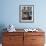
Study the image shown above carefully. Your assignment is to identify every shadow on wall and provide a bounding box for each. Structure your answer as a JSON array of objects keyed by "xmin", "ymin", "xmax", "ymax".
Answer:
[{"xmin": 0, "ymin": 24, "xmax": 7, "ymax": 43}]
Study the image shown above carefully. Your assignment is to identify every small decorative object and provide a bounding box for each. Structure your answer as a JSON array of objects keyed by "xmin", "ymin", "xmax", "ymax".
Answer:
[
  {"xmin": 24, "ymin": 29, "xmax": 29, "ymax": 32},
  {"xmin": 32, "ymin": 28, "xmax": 36, "ymax": 32},
  {"xmin": 19, "ymin": 5, "xmax": 34, "ymax": 23},
  {"xmin": 24, "ymin": 29, "xmax": 33, "ymax": 32},
  {"xmin": 24, "ymin": 28, "xmax": 39, "ymax": 32},
  {"xmin": 7, "ymin": 24, "xmax": 16, "ymax": 32}
]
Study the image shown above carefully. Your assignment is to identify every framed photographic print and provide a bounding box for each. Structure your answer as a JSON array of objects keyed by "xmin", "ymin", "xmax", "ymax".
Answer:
[{"xmin": 19, "ymin": 5, "xmax": 34, "ymax": 23}]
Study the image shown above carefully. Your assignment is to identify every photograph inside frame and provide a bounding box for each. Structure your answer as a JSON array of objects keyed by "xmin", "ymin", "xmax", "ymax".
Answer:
[{"xmin": 22, "ymin": 6, "xmax": 32, "ymax": 20}]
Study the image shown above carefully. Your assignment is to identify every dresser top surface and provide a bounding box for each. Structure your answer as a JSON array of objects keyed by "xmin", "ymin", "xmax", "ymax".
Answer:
[{"xmin": 3, "ymin": 29, "xmax": 45, "ymax": 33}]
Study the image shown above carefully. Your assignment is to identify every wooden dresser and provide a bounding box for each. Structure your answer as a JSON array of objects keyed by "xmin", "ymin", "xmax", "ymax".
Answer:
[{"xmin": 2, "ymin": 31, "xmax": 45, "ymax": 46}]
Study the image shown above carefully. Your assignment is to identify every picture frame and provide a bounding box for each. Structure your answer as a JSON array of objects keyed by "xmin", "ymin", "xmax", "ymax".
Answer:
[{"xmin": 19, "ymin": 5, "xmax": 34, "ymax": 23}]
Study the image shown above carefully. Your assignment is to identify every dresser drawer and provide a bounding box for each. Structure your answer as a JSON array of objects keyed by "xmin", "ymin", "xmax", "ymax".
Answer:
[
  {"xmin": 3, "ymin": 35, "xmax": 23, "ymax": 44},
  {"xmin": 3, "ymin": 32, "xmax": 23, "ymax": 36},
  {"xmin": 32, "ymin": 44, "xmax": 44, "ymax": 46},
  {"xmin": 3, "ymin": 42, "xmax": 23, "ymax": 46},
  {"xmin": 32, "ymin": 36, "xmax": 45, "ymax": 44},
  {"xmin": 24, "ymin": 32, "xmax": 44, "ymax": 36}
]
